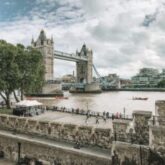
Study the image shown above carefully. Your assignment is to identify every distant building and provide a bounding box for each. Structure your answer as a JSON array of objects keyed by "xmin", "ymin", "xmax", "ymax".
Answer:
[
  {"xmin": 131, "ymin": 68, "xmax": 165, "ymax": 88},
  {"xmin": 62, "ymin": 74, "xmax": 76, "ymax": 83},
  {"xmin": 101, "ymin": 74, "xmax": 119, "ymax": 82},
  {"xmin": 159, "ymin": 69, "xmax": 165, "ymax": 80},
  {"xmin": 120, "ymin": 79, "xmax": 132, "ymax": 88},
  {"xmin": 99, "ymin": 74, "xmax": 121, "ymax": 89}
]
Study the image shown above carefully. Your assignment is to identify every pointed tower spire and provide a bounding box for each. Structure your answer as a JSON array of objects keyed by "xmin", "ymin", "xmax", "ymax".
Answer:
[
  {"xmin": 51, "ymin": 35, "xmax": 54, "ymax": 43},
  {"xmin": 38, "ymin": 29, "xmax": 47, "ymax": 41}
]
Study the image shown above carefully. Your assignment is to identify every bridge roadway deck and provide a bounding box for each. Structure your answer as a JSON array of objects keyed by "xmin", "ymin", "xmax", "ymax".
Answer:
[{"xmin": 32, "ymin": 111, "xmax": 113, "ymax": 129}]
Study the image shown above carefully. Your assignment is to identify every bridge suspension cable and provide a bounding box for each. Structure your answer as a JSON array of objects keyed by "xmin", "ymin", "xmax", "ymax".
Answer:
[
  {"xmin": 92, "ymin": 64, "xmax": 120, "ymax": 88},
  {"xmin": 92, "ymin": 64, "xmax": 101, "ymax": 78}
]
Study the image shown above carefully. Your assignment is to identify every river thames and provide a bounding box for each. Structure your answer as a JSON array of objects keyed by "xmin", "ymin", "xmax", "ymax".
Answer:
[{"xmin": 38, "ymin": 91, "xmax": 165, "ymax": 116}]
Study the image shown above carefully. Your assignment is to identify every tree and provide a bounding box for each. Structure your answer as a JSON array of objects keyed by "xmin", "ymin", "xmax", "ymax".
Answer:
[
  {"xmin": 0, "ymin": 40, "xmax": 45, "ymax": 108},
  {"xmin": 157, "ymin": 80, "xmax": 165, "ymax": 88},
  {"xmin": 0, "ymin": 40, "xmax": 20, "ymax": 108},
  {"xmin": 15, "ymin": 45, "xmax": 45, "ymax": 100}
]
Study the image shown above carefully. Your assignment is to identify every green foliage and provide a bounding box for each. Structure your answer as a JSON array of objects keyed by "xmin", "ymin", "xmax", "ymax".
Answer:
[
  {"xmin": 0, "ymin": 40, "xmax": 44, "ymax": 108},
  {"xmin": 0, "ymin": 40, "xmax": 20, "ymax": 108},
  {"xmin": 16, "ymin": 45, "xmax": 45, "ymax": 94},
  {"xmin": 0, "ymin": 108, "xmax": 12, "ymax": 115},
  {"xmin": 157, "ymin": 80, "xmax": 165, "ymax": 88}
]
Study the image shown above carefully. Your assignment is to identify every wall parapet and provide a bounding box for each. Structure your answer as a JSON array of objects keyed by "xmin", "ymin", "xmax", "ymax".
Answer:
[
  {"xmin": 0, "ymin": 114, "xmax": 112, "ymax": 149},
  {"xmin": 0, "ymin": 130, "xmax": 111, "ymax": 165}
]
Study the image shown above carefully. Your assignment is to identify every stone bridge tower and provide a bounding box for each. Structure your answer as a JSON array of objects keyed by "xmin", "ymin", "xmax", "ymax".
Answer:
[
  {"xmin": 31, "ymin": 30, "xmax": 54, "ymax": 82},
  {"xmin": 76, "ymin": 44, "xmax": 93, "ymax": 84}
]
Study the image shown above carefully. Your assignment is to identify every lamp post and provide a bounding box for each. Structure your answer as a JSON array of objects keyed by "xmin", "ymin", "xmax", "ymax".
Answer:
[
  {"xmin": 123, "ymin": 107, "xmax": 126, "ymax": 119},
  {"xmin": 114, "ymin": 125, "xmax": 117, "ymax": 142},
  {"xmin": 139, "ymin": 138, "xmax": 143, "ymax": 165},
  {"xmin": 17, "ymin": 142, "xmax": 21, "ymax": 164}
]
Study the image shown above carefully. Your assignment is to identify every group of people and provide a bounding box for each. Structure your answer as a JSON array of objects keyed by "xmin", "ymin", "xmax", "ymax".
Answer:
[
  {"xmin": 52, "ymin": 106, "xmax": 87, "ymax": 115},
  {"xmin": 85, "ymin": 111, "xmax": 107, "ymax": 124},
  {"xmin": 51, "ymin": 106, "xmax": 129, "ymax": 123}
]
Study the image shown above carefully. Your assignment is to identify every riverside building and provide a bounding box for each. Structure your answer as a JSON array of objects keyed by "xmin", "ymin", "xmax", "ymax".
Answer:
[{"xmin": 131, "ymin": 68, "xmax": 165, "ymax": 88}]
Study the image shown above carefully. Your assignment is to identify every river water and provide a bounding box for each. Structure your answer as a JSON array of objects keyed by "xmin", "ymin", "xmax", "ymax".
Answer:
[{"xmin": 39, "ymin": 91, "xmax": 165, "ymax": 116}]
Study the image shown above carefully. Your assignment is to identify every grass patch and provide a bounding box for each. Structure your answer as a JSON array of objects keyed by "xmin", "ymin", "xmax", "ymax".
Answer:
[{"xmin": 0, "ymin": 108, "xmax": 13, "ymax": 115}]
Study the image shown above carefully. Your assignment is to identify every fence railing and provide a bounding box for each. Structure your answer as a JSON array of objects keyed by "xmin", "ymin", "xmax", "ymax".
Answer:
[{"xmin": 48, "ymin": 106, "xmax": 133, "ymax": 120}]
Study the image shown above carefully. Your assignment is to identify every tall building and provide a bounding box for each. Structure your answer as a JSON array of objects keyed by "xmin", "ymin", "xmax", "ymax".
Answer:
[
  {"xmin": 131, "ymin": 68, "xmax": 164, "ymax": 87},
  {"xmin": 31, "ymin": 30, "xmax": 54, "ymax": 82}
]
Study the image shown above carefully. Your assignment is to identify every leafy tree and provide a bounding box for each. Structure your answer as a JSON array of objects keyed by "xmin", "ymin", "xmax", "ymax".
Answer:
[
  {"xmin": 157, "ymin": 80, "xmax": 165, "ymax": 88},
  {"xmin": 0, "ymin": 40, "xmax": 45, "ymax": 108},
  {"xmin": 15, "ymin": 45, "xmax": 45, "ymax": 100},
  {"xmin": 0, "ymin": 40, "xmax": 20, "ymax": 108}
]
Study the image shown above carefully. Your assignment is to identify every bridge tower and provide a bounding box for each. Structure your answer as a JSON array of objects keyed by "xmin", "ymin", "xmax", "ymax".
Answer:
[
  {"xmin": 31, "ymin": 30, "xmax": 54, "ymax": 82},
  {"xmin": 76, "ymin": 44, "xmax": 93, "ymax": 84}
]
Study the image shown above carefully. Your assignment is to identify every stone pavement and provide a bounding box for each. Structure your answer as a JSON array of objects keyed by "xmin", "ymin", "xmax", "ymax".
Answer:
[
  {"xmin": 32, "ymin": 111, "xmax": 113, "ymax": 129},
  {"xmin": 0, "ymin": 159, "xmax": 14, "ymax": 165}
]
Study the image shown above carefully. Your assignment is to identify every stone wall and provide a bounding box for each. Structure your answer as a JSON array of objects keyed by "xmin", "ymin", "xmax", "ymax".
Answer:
[
  {"xmin": 155, "ymin": 100, "xmax": 165, "ymax": 116},
  {"xmin": 111, "ymin": 141, "xmax": 149, "ymax": 165},
  {"xmin": 0, "ymin": 114, "xmax": 112, "ymax": 149},
  {"xmin": 150, "ymin": 126, "xmax": 165, "ymax": 149},
  {"xmin": 133, "ymin": 111, "xmax": 152, "ymax": 145},
  {"xmin": 150, "ymin": 100, "xmax": 165, "ymax": 153},
  {"xmin": 112, "ymin": 119, "xmax": 130, "ymax": 142},
  {"xmin": 0, "ymin": 132, "xmax": 111, "ymax": 165}
]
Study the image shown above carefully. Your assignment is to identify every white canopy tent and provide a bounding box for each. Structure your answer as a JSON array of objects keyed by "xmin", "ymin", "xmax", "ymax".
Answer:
[{"xmin": 15, "ymin": 100, "xmax": 42, "ymax": 107}]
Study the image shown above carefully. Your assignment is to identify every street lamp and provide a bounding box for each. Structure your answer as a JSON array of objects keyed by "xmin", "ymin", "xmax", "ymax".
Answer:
[
  {"xmin": 17, "ymin": 142, "xmax": 21, "ymax": 165},
  {"xmin": 139, "ymin": 138, "xmax": 143, "ymax": 165}
]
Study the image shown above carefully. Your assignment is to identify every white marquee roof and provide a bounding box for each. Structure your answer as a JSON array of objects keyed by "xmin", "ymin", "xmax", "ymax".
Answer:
[{"xmin": 15, "ymin": 100, "xmax": 42, "ymax": 107}]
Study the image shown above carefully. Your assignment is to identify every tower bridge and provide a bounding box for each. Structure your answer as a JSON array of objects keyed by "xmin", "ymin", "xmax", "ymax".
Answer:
[
  {"xmin": 32, "ymin": 30, "xmax": 93, "ymax": 84},
  {"xmin": 31, "ymin": 30, "xmax": 120, "ymax": 93},
  {"xmin": 31, "ymin": 30, "xmax": 101, "ymax": 93}
]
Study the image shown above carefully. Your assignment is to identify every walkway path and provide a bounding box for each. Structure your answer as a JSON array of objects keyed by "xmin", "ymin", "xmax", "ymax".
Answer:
[
  {"xmin": 0, "ymin": 159, "xmax": 13, "ymax": 165},
  {"xmin": 32, "ymin": 111, "xmax": 113, "ymax": 129}
]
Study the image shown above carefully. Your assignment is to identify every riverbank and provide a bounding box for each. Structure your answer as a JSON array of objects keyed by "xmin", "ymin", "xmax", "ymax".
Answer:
[{"xmin": 102, "ymin": 88, "xmax": 165, "ymax": 92}]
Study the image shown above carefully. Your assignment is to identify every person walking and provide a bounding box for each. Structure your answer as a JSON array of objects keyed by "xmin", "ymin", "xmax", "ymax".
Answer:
[
  {"xmin": 96, "ymin": 116, "xmax": 99, "ymax": 124},
  {"xmin": 85, "ymin": 112, "xmax": 89, "ymax": 123},
  {"xmin": 103, "ymin": 115, "xmax": 106, "ymax": 123}
]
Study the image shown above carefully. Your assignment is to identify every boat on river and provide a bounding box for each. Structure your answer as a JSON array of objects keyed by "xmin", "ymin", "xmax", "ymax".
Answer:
[{"xmin": 132, "ymin": 97, "xmax": 148, "ymax": 100}]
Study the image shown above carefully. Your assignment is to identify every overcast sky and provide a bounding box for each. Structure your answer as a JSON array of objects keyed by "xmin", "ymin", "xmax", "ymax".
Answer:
[{"xmin": 0, "ymin": 0, "xmax": 165, "ymax": 78}]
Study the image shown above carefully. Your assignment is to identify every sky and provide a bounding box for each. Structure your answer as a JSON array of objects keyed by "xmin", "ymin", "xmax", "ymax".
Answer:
[{"xmin": 0, "ymin": 0, "xmax": 165, "ymax": 78}]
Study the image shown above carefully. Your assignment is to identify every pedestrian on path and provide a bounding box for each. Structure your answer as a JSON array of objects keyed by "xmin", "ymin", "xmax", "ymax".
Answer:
[
  {"xmin": 96, "ymin": 116, "xmax": 99, "ymax": 124},
  {"xmin": 103, "ymin": 115, "xmax": 106, "ymax": 123},
  {"xmin": 85, "ymin": 113, "xmax": 90, "ymax": 123}
]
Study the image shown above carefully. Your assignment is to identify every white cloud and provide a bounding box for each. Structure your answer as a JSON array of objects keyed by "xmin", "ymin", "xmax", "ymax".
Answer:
[{"xmin": 0, "ymin": 0, "xmax": 165, "ymax": 79}]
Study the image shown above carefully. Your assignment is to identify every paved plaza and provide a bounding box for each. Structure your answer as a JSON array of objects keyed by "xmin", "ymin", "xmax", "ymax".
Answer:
[
  {"xmin": 32, "ymin": 111, "xmax": 113, "ymax": 129},
  {"xmin": 0, "ymin": 159, "xmax": 14, "ymax": 165}
]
